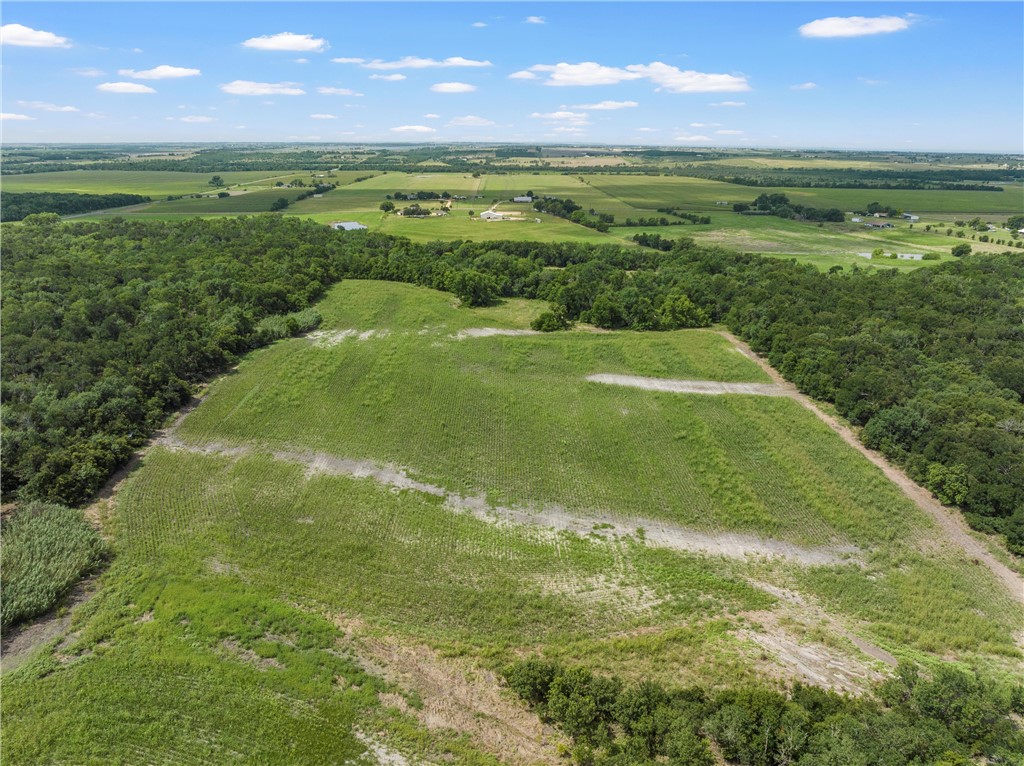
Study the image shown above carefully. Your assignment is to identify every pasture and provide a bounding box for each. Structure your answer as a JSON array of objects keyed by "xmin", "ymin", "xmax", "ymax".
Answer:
[{"xmin": 3, "ymin": 280, "xmax": 1020, "ymax": 764}]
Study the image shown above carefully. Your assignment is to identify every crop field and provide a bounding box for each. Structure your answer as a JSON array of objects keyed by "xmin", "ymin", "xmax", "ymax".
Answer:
[
  {"xmin": 584, "ymin": 174, "xmax": 1024, "ymax": 215},
  {"xmin": 3, "ymin": 280, "xmax": 1020, "ymax": 764}
]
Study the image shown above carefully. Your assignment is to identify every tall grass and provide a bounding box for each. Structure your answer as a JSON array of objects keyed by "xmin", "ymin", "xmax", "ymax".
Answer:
[{"xmin": 1, "ymin": 501, "xmax": 106, "ymax": 628}]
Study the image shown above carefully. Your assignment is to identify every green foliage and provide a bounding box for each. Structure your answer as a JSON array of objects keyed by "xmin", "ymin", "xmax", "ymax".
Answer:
[
  {"xmin": 951, "ymin": 242, "xmax": 973, "ymax": 257},
  {"xmin": 531, "ymin": 304, "xmax": 571, "ymax": 332},
  {"xmin": 0, "ymin": 501, "xmax": 106, "ymax": 628},
  {"xmin": 448, "ymin": 269, "xmax": 498, "ymax": 307},
  {"xmin": 927, "ymin": 462, "xmax": 970, "ymax": 505},
  {"xmin": 0, "ymin": 192, "xmax": 150, "ymax": 221},
  {"xmin": 505, "ymin": 659, "xmax": 1024, "ymax": 766},
  {"xmin": 270, "ymin": 196, "xmax": 290, "ymax": 211}
]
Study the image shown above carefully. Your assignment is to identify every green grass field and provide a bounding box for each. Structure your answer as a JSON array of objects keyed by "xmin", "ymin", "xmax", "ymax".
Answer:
[{"xmin": 3, "ymin": 280, "xmax": 1019, "ymax": 764}]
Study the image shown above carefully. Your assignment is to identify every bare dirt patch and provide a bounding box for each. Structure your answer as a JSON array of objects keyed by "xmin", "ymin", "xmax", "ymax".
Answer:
[
  {"xmin": 451, "ymin": 328, "xmax": 540, "ymax": 340},
  {"xmin": 0, "ymin": 578, "xmax": 101, "ymax": 673},
  {"xmin": 720, "ymin": 331, "xmax": 1024, "ymax": 604},
  {"xmin": 338, "ymin": 617, "xmax": 564, "ymax": 766},
  {"xmin": 587, "ymin": 373, "xmax": 786, "ymax": 396},
  {"xmin": 353, "ymin": 728, "xmax": 413, "ymax": 766},
  {"xmin": 740, "ymin": 581, "xmax": 896, "ymax": 694},
  {"xmin": 220, "ymin": 638, "xmax": 284, "ymax": 671}
]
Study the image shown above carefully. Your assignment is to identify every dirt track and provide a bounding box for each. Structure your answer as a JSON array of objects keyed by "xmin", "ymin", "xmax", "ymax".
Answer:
[
  {"xmin": 719, "ymin": 330, "xmax": 1024, "ymax": 604},
  {"xmin": 587, "ymin": 373, "xmax": 786, "ymax": 396}
]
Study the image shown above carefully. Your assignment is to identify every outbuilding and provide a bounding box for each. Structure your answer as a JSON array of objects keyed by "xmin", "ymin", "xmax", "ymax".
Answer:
[
  {"xmin": 480, "ymin": 210, "xmax": 505, "ymax": 220},
  {"xmin": 513, "ymin": 196, "xmax": 533, "ymax": 203},
  {"xmin": 331, "ymin": 221, "xmax": 368, "ymax": 231}
]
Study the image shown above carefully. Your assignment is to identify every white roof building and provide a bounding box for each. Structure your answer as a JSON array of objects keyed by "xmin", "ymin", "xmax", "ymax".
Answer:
[
  {"xmin": 480, "ymin": 210, "xmax": 505, "ymax": 220},
  {"xmin": 513, "ymin": 196, "xmax": 533, "ymax": 203},
  {"xmin": 331, "ymin": 221, "xmax": 367, "ymax": 231}
]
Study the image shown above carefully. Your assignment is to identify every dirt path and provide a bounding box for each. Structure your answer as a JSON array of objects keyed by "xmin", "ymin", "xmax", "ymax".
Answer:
[
  {"xmin": 587, "ymin": 373, "xmax": 786, "ymax": 396},
  {"xmin": 718, "ymin": 330, "xmax": 1024, "ymax": 603}
]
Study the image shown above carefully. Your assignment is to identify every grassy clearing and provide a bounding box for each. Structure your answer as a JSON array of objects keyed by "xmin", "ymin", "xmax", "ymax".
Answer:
[
  {"xmin": 3, "ymin": 280, "xmax": 1020, "ymax": 763},
  {"xmin": 0, "ymin": 502, "xmax": 107, "ymax": 628}
]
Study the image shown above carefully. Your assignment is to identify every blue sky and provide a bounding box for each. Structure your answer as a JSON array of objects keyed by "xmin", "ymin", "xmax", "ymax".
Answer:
[{"xmin": 2, "ymin": 2, "xmax": 1021, "ymax": 151}]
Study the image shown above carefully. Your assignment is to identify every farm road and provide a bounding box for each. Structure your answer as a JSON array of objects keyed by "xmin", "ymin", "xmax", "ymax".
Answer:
[
  {"xmin": 719, "ymin": 330, "xmax": 1024, "ymax": 604},
  {"xmin": 587, "ymin": 373, "xmax": 786, "ymax": 396}
]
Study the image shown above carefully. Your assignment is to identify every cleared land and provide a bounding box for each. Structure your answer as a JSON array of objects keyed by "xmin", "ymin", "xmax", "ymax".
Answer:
[{"xmin": 3, "ymin": 280, "xmax": 1020, "ymax": 764}]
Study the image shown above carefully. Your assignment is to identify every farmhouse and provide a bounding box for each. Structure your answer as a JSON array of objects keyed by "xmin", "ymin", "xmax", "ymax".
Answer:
[
  {"xmin": 480, "ymin": 210, "xmax": 506, "ymax": 221},
  {"xmin": 513, "ymin": 195, "xmax": 533, "ymax": 203},
  {"xmin": 331, "ymin": 221, "xmax": 367, "ymax": 231}
]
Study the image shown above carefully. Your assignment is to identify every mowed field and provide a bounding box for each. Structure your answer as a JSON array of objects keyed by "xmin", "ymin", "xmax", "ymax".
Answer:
[{"xmin": 5, "ymin": 281, "xmax": 1018, "ymax": 764}]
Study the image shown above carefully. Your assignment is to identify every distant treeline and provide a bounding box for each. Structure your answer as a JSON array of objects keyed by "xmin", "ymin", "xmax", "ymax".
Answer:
[
  {"xmin": 673, "ymin": 165, "xmax": 1018, "ymax": 191},
  {"xmin": 504, "ymin": 658, "xmax": 1024, "ymax": 765},
  {"xmin": 3, "ymin": 216, "xmax": 1022, "ymax": 551},
  {"xmin": 1, "ymin": 192, "xmax": 151, "ymax": 222}
]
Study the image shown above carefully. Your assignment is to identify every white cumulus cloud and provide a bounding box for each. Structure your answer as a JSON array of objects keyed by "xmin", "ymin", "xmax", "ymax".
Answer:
[
  {"xmin": 310, "ymin": 113, "xmax": 337, "ymax": 119},
  {"xmin": 119, "ymin": 65, "xmax": 201, "ymax": 79},
  {"xmin": 448, "ymin": 115, "xmax": 495, "ymax": 126},
  {"xmin": 242, "ymin": 32, "xmax": 328, "ymax": 52},
  {"xmin": 710, "ymin": 101, "xmax": 745, "ymax": 107},
  {"xmin": 97, "ymin": 82, "xmax": 156, "ymax": 93},
  {"xmin": 799, "ymin": 15, "xmax": 912, "ymax": 38},
  {"xmin": 18, "ymin": 101, "xmax": 79, "ymax": 112},
  {"xmin": 390, "ymin": 125, "xmax": 436, "ymax": 134},
  {"xmin": 716, "ymin": 129, "xmax": 743, "ymax": 135},
  {"xmin": 180, "ymin": 115, "xmax": 215, "ymax": 123},
  {"xmin": 531, "ymin": 110, "xmax": 590, "ymax": 125},
  {"xmin": 423, "ymin": 113, "xmax": 440, "ymax": 119},
  {"xmin": 472, "ymin": 22, "xmax": 487, "ymax": 28},
  {"xmin": 528, "ymin": 61, "xmax": 748, "ymax": 92},
  {"xmin": 525, "ymin": 16, "xmax": 546, "ymax": 24},
  {"xmin": 363, "ymin": 56, "xmax": 490, "ymax": 70},
  {"xmin": 626, "ymin": 62, "xmax": 749, "ymax": 93},
  {"xmin": 1, "ymin": 112, "xmax": 34, "ymax": 120},
  {"xmin": 71, "ymin": 67, "xmax": 105, "ymax": 77},
  {"xmin": 220, "ymin": 80, "xmax": 305, "ymax": 96},
  {"xmin": 530, "ymin": 62, "xmax": 641, "ymax": 87},
  {"xmin": 791, "ymin": 82, "xmax": 818, "ymax": 90},
  {"xmin": 1, "ymin": 23, "xmax": 70, "ymax": 48},
  {"xmin": 508, "ymin": 70, "xmax": 538, "ymax": 80},
  {"xmin": 318, "ymin": 86, "xmax": 364, "ymax": 96},
  {"xmin": 332, "ymin": 57, "xmax": 365, "ymax": 64},
  {"xmin": 430, "ymin": 82, "xmax": 476, "ymax": 93},
  {"xmin": 570, "ymin": 100, "xmax": 638, "ymax": 110},
  {"xmin": 370, "ymin": 73, "xmax": 406, "ymax": 81}
]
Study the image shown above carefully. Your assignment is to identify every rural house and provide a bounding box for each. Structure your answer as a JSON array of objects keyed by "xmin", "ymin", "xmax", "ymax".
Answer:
[
  {"xmin": 480, "ymin": 210, "xmax": 505, "ymax": 220},
  {"xmin": 331, "ymin": 221, "xmax": 367, "ymax": 231}
]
